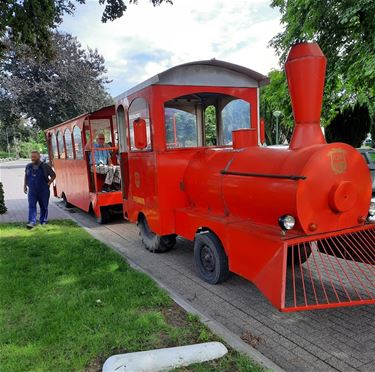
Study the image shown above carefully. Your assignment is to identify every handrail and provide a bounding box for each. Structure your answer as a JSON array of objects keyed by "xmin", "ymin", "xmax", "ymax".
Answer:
[{"xmin": 90, "ymin": 146, "xmax": 119, "ymax": 152}]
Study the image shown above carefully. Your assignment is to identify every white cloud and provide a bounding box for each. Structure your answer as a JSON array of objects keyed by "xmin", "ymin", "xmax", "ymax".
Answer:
[{"xmin": 61, "ymin": 0, "xmax": 282, "ymax": 96}]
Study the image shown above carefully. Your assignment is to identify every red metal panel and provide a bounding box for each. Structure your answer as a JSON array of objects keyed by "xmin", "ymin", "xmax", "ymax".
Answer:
[{"xmin": 53, "ymin": 159, "xmax": 91, "ymax": 212}]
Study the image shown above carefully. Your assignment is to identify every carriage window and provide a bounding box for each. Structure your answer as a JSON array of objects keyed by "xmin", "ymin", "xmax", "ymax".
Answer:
[
  {"xmin": 117, "ymin": 105, "xmax": 127, "ymax": 152},
  {"xmin": 128, "ymin": 98, "xmax": 151, "ymax": 151},
  {"xmin": 221, "ymin": 99, "xmax": 251, "ymax": 145},
  {"xmin": 50, "ymin": 133, "xmax": 58, "ymax": 158},
  {"xmin": 64, "ymin": 129, "xmax": 73, "ymax": 159},
  {"xmin": 73, "ymin": 126, "xmax": 83, "ymax": 159},
  {"xmin": 56, "ymin": 131, "xmax": 65, "ymax": 159}
]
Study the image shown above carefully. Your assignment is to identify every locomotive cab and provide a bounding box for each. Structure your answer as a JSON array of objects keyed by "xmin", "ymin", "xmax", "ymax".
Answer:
[{"xmin": 116, "ymin": 46, "xmax": 374, "ymax": 312}]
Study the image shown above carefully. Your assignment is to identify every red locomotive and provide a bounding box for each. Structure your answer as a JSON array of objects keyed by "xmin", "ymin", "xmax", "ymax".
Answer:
[{"xmin": 47, "ymin": 42, "xmax": 374, "ymax": 311}]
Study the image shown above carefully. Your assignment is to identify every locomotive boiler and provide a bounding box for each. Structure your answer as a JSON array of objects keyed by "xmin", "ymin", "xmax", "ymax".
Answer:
[{"xmin": 112, "ymin": 42, "xmax": 375, "ymax": 312}]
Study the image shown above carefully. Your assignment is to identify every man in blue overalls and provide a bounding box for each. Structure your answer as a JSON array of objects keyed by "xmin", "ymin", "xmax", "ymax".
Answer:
[{"xmin": 24, "ymin": 151, "xmax": 56, "ymax": 228}]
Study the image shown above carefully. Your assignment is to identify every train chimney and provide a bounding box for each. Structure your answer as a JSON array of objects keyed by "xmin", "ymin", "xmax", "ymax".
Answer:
[{"xmin": 285, "ymin": 42, "xmax": 326, "ymax": 149}]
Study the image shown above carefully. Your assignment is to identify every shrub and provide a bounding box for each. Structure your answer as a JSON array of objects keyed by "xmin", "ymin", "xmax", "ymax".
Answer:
[{"xmin": 0, "ymin": 182, "xmax": 7, "ymax": 214}]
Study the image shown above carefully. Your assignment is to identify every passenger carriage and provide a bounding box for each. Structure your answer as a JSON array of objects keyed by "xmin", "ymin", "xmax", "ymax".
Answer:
[{"xmin": 45, "ymin": 105, "xmax": 123, "ymax": 223}]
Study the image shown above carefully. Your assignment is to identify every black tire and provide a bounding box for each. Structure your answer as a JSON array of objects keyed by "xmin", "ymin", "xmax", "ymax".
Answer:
[
  {"xmin": 194, "ymin": 231, "xmax": 229, "ymax": 284},
  {"xmin": 62, "ymin": 193, "xmax": 73, "ymax": 208},
  {"xmin": 138, "ymin": 216, "xmax": 176, "ymax": 253},
  {"xmin": 287, "ymin": 244, "xmax": 312, "ymax": 266},
  {"xmin": 97, "ymin": 207, "xmax": 111, "ymax": 224}
]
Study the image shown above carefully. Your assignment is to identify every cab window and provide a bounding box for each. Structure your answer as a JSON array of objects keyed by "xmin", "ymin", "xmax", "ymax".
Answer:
[
  {"xmin": 221, "ymin": 99, "xmax": 251, "ymax": 145},
  {"xmin": 116, "ymin": 105, "xmax": 127, "ymax": 152},
  {"xmin": 165, "ymin": 106, "xmax": 198, "ymax": 149},
  {"xmin": 204, "ymin": 105, "xmax": 217, "ymax": 146},
  {"xmin": 164, "ymin": 93, "xmax": 252, "ymax": 149},
  {"xmin": 128, "ymin": 98, "xmax": 151, "ymax": 151}
]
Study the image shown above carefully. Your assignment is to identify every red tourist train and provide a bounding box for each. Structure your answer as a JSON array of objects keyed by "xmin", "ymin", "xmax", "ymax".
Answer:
[{"xmin": 46, "ymin": 42, "xmax": 375, "ymax": 312}]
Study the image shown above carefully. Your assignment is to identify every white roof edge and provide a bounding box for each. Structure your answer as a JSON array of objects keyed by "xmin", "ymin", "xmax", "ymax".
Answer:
[{"xmin": 115, "ymin": 59, "xmax": 269, "ymax": 101}]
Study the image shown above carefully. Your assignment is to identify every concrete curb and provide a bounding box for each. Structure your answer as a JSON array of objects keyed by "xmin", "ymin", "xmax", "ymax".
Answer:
[{"xmin": 54, "ymin": 202, "xmax": 284, "ymax": 372}]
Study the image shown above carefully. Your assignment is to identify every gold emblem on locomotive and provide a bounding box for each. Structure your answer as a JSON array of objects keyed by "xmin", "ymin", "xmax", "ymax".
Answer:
[{"xmin": 328, "ymin": 148, "xmax": 347, "ymax": 174}]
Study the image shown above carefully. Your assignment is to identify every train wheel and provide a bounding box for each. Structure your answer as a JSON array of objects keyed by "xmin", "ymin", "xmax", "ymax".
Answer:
[
  {"xmin": 138, "ymin": 216, "xmax": 176, "ymax": 253},
  {"xmin": 62, "ymin": 193, "xmax": 73, "ymax": 209},
  {"xmin": 194, "ymin": 231, "xmax": 229, "ymax": 284},
  {"xmin": 97, "ymin": 207, "xmax": 110, "ymax": 224},
  {"xmin": 287, "ymin": 244, "xmax": 312, "ymax": 266}
]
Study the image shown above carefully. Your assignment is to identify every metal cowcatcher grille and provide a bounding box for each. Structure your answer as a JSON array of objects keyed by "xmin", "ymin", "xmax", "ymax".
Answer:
[{"xmin": 283, "ymin": 224, "xmax": 375, "ymax": 312}]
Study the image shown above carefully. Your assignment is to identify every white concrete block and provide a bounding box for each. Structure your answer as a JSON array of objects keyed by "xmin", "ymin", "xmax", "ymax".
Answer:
[{"xmin": 102, "ymin": 342, "xmax": 228, "ymax": 372}]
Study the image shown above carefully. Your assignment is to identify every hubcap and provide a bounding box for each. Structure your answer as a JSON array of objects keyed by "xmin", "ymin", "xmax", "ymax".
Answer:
[{"xmin": 200, "ymin": 244, "xmax": 215, "ymax": 272}]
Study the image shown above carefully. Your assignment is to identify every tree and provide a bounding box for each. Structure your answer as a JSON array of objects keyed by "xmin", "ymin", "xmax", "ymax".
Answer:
[
  {"xmin": 260, "ymin": 70, "xmax": 293, "ymax": 145},
  {"xmin": 270, "ymin": 0, "xmax": 375, "ymax": 125},
  {"xmin": 0, "ymin": 32, "xmax": 112, "ymax": 130},
  {"xmin": 325, "ymin": 104, "xmax": 371, "ymax": 148},
  {"xmin": 0, "ymin": 0, "xmax": 172, "ymax": 59}
]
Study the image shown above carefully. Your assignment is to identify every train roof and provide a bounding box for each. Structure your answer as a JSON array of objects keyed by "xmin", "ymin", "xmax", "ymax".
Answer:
[
  {"xmin": 116, "ymin": 59, "xmax": 269, "ymax": 100},
  {"xmin": 45, "ymin": 105, "xmax": 115, "ymax": 131}
]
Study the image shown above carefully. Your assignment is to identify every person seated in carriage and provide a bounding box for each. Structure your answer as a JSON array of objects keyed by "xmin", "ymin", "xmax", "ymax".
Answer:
[{"xmin": 85, "ymin": 133, "xmax": 121, "ymax": 192}]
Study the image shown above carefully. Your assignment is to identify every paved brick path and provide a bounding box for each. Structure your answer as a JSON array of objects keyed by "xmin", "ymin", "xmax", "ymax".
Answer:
[{"xmin": 1, "ymin": 160, "xmax": 375, "ymax": 371}]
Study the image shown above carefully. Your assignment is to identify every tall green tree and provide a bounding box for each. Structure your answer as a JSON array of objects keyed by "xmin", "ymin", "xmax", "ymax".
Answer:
[
  {"xmin": 0, "ymin": 0, "xmax": 172, "ymax": 58},
  {"xmin": 0, "ymin": 32, "xmax": 112, "ymax": 130},
  {"xmin": 270, "ymin": 0, "xmax": 375, "ymax": 125},
  {"xmin": 325, "ymin": 104, "xmax": 371, "ymax": 147}
]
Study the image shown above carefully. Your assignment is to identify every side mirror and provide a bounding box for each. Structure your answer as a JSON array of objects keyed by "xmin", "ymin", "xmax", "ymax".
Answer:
[{"xmin": 133, "ymin": 118, "xmax": 147, "ymax": 150}]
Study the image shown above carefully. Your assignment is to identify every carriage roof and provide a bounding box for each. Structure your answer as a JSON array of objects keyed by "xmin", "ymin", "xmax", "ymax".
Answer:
[{"xmin": 45, "ymin": 105, "xmax": 115, "ymax": 132}]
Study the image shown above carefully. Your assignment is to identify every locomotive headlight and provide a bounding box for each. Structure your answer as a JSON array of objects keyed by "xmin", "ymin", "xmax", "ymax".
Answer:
[
  {"xmin": 369, "ymin": 202, "xmax": 375, "ymax": 218},
  {"xmin": 279, "ymin": 215, "xmax": 296, "ymax": 230}
]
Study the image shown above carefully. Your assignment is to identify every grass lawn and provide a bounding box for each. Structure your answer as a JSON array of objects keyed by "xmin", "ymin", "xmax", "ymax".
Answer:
[{"xmin": 0, "ymin": 220, "xmax": 261, "ymax": 371}]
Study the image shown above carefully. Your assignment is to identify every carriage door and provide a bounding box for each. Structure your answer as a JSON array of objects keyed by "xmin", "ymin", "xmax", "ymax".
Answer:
[{"xmin": 117, "ymin": 105, "xmax": 129, "ymax": 200}]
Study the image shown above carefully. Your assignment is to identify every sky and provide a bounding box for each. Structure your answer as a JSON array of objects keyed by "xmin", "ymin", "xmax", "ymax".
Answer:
[{"xmin": 60, "ymin": 0, "xmax": 283, "ymax": 97}]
